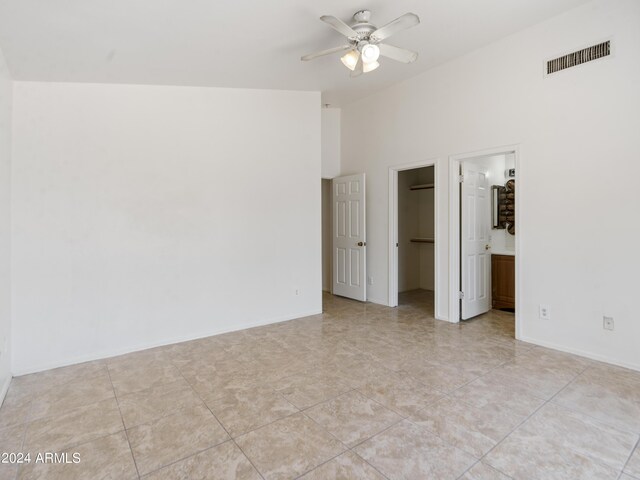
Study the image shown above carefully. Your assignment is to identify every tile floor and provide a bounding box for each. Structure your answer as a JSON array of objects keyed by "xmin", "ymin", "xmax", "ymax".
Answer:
[{"xmin": 1, "ymin": 289, "xmax": 639, "ymax": 479}]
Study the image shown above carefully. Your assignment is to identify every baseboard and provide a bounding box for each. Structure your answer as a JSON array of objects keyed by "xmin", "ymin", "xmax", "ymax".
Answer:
[
  {"xmin": 366, "ymin": 296, "xmax": 387, "ymax": 306},
  {"xmin": 519, "ymin": 335, "xmax": 640, "ymax": 372},
  {"xmin": 13, "ymin": 308, "xmax": 323, "ymax": 376},
  {"xmin": 0, "ymin": 375, "xmax": 11, "ymax": 407}
]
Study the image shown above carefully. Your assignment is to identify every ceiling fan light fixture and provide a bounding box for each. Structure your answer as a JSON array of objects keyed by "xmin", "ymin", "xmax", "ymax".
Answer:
[
  {"xmin": 340, "ymin": 50, "xmax": 359, "ymax": 71},
  {"xmin": 363, "ymin": 60, "xmax": 380, "ymax": 73},
  {"xmin": 360, "ymin": 43, "xmax": 380, "ymax": 64},
  {"xmin": 301, "ymin": 10, "xmax": 420, "ymax": 77}
]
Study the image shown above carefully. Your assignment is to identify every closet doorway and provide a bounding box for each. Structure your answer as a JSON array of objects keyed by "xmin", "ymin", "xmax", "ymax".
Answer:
[{"xmin": 388, "ymin": 160, "xmax": 439, "ymax": 317}]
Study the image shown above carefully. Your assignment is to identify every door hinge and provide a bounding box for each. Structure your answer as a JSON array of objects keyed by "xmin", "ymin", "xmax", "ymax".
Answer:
[
  {"xmin": 458, "ymin": 291, "xmax": 465, "ymax": 299},
  {"xmin": 458, "ymin": 175, "xmax": 464, "ymax": 183}
]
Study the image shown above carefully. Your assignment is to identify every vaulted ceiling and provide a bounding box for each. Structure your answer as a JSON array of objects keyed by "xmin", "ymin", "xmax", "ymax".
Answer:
[{"xmin": 0, "ymin": 0, "xmax": 590, "ymax": 105}]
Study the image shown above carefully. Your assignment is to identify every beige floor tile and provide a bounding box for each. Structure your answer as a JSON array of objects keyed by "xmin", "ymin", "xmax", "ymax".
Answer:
[
  {"xmin": 0, "ymin": 465, "xmax": 17, "ymax": 480},
  {"xmin": 587, "ymin": 362, "xmax": 640, "ymax": 386},
  {"xmin": 0, "ymin": 423, "xmax": 26, "ymax": 453},
  {"xmin": 450, "ymin": 371, "xmax": 546, "ymax": 417},
  {"xmin": 10, "ymin": 290, "xmax": 639, "ymax": 479},
  {"xmin": 299, "ymin": 451, "xmax": 385, "ymax": 480},
  {"xmin": 29, "ymin": 371, "xmax": 115, "ymax": 421},
  {"xmin": 0, "ymin": 396, "xmax": 32, "ymax": 430},
  {"xmin": 410, "ymin": 397, "xmax": 525, "ymax": 457},
  {"xmin": 359, "ymin": 347, "xmax": 412, "ymax": 371},
  {"xmin": 106, "ymin": 348, "xmax": 171, "ymax": 371},
  {"xmin": 183, "ymin": 369, "xmax": 265, "ymax": 401},
  {"xmin": 177, "ymin": 356, "xmax": 246, "ymax": 380},
  {"xmin": 236, "ymin": 412, "xmax": 345, "ymax": 480},
  {"xmin": 491, "ymin": 359, "xmax": 579, "ymax": 400},
  {"xmin": 400, "ymin": 360, "xmax": 479, "ymax": 393},
  {"xmin": 118, "ymin": 378, "xmax": 203, "ymax": 428},
  {"xmin": 460, "ymin": 462, "xmax": 511, "ymax": 480},
  {"xmin": 523, "ymin": 403, "xmax": 637, "ymax": 470},
  {"xmin": 626, "ymin": 443, "xmax": 640, "ymax": 478},
  {"xmin": 24, "ymin": 398, "xmax": 123, "ymax": 453},
  {"xmin": 553, "ymin": 369, "xmax": 640, "ymax": 433},
  {"xmin": 0, "ymin": 424, "xmax": 26, "ymax": 480},
  {"xmin": 422, "ymin": 353, "xmax": 500, "ymax": 378},
  {"xmin": 273, "ymin": 371, "xmax": 352, "ymax": 409},
  {"xmin": 109, "ymin": 362, "xmax": 183, "ymax": 396},
  {"xmin": 485, "ymin": 423, "xmax": 620, "ymax": 479},
  {"xmin": 144, "ymin": 440, "xmax": 261, "ymax": 480},
  {"xmin": 17, "ymin": 431, "xmax": 137, "ymax": 480},
  {"xmin": 354, "ymin": 419, "xmax": 477, "ymax": 480},
  {"xmin": 328, "ymin": 361, "xmax": 398, "ymax": 390},
  {"xmin": 305, "ymin": 390, "xmax": 402, "ymax": 447},
  {"xmin": 205, "ymin": 385, "xmax": 299, "ymax": 437},
  {"xmin": 517, "ymin": 347, "xmax": 592, "ymax": 373},
  {"xmin": 128, "ymin": 404, "xmax": 228, "ymax": 475},
  {"xmin": 8, "ymin": 361, "xmax": 107, "ymax": 402},
  {"xmin": 357, "ymin": 371, "xmax": 444, "ymax": 417}
]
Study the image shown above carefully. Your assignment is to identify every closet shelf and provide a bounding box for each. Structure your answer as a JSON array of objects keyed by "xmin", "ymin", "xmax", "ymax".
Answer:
[
  {"xmin": 410, "ymin": 238, "xmax": 435, "ymax": 244},
  {"xmin": 409, "ymin": 183, "xmax": 434, "ymax": 191}
]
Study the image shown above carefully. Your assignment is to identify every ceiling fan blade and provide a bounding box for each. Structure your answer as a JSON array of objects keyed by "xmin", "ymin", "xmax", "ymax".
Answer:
[
  {"xmin": 370, "ymin": 13, "xmax": 420, "ymax": 42},
  {"xmin": 301, "ymin": 45, "xmax": 352, "ymax": 61},
  {"xmin": 350, "ymin": 53, "xmax": 363, "ymax": 77},
  {"xmin": 320, "ymin": 15, "xmax": 359, "ymax": 38},
  {"xmin": 378, "ymin": 43, "xmax": 418, "ymax": 63}
]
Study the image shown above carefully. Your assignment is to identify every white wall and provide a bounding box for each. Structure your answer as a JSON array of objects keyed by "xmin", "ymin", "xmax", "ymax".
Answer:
[
  {"xmin": 11, "ymin": 82, "xmax": 321, "ymax": 374},
  {"xmin": 398, "ymin": 169, "xmax": 420, "ymax": 291},
  {"xmin": 321, "ymin": 108, "xmax": 340, "ymax": 179},
  {"xmin": 417, "ymin": 168, "xmax": 435, "ymax": 291},
  {"xmin": 341, "ymin": 0, "xmax": 640, "ymax": 370},
  {"xmin": 0, "ymin": 46, "xmax": 11, "ymax": 396}
]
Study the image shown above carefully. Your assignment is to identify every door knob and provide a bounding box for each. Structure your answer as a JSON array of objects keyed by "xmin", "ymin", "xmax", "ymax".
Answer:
[
  {"xmin": 485, "ymin": 244, "xmax": 490, "ymax": 250},
  {"xmin": 357, "ymin": 241, "xmax": 366, "ymax": 246}
]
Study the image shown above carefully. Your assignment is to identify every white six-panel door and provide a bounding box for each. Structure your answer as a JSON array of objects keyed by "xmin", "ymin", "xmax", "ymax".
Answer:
[
  {"xmin": 332, "ymin": 174, "xmax": 366, "ymax": 302},
  {"xmin": 461, "ymin": 163, "xmax": 491, "ymax": 319}
]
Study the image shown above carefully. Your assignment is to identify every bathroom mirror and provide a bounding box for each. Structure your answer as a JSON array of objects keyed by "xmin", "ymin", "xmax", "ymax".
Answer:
[{"xmin": 492, "ymin": 180, "xmax": 515, "ymax": 235}]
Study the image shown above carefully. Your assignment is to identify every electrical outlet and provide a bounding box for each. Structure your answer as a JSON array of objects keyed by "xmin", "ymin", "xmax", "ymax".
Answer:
[
  {"xmin": 367, "ymin": 276, "xmax": 373, "ymax": 285},
  {"xmin": 603, "ymin": 316, "xmax": 614, "ymax": 331},
  {"xmin": 539, "ymin": 304, "xmax": 551, "ymax": 320}
]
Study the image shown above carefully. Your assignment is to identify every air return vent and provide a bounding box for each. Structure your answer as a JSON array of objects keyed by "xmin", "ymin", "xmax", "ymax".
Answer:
[{"xmin": 546, "ymin": 40, "xmax": 610, "ymax": 75}]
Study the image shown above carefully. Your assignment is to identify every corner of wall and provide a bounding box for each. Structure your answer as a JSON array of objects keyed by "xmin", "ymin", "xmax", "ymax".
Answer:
[
  {"xmin": 321, "ymin": 107, "xmax": 341, "ymax": 179},
  {"xmin": 0, "ymin": 43, "xmax": 13, "ymax": 405}
]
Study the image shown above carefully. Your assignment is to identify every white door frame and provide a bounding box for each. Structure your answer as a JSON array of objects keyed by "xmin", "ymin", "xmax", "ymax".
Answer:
[
  {"xmin": 388, "ymin": 158, "xmax": 441, "ymax": 318},
  {"xmin": 448, "ymin": 145, "xmax": 521, "ymax": 339}
]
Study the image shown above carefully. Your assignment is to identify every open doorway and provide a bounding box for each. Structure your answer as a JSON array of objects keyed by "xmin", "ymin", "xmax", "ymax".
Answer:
[
  {"xmin": 321, "ymin": 174, "xmax": 367, "ymax": 305},
  {"xmin": 449, "ymin": 146, "xmax": 519, "ymax": 340},
  {"xmin": 321, "ymin": 178, "xmax": 332, "ymax": 294},
  {"xmin": 398, "ymin": 166, "xmax": 435, "ymax": 313},
  {"xmin": 389, "ymin": 160, "xmax": 438, "ymax": 316}
]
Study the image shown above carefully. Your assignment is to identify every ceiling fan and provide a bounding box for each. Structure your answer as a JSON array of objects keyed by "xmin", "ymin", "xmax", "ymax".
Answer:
[{"xmin": 301, "ymin": 10, "xmax": 420, "ymax": 77}]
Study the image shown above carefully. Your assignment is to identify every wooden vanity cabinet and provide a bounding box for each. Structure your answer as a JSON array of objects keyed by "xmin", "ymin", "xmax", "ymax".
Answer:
[{"xmin": 492, "ymin": 254, "xmax": 515, "ymax": 310}]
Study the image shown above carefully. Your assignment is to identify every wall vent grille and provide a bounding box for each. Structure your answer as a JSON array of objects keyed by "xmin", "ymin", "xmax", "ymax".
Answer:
[{"xmin": 546, "ymin": 40, "xmax": 610, "ymax": 75}]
